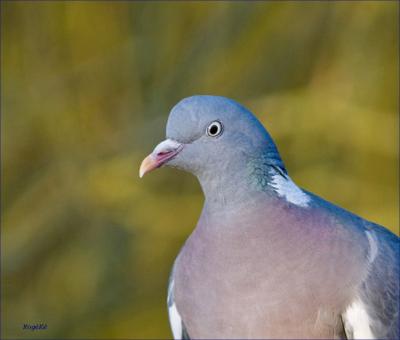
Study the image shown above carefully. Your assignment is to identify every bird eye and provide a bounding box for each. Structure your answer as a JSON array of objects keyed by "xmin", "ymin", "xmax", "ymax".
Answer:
[{"xmin": 207, "ymin": 121, "xmax": 223, "ymax": 137}]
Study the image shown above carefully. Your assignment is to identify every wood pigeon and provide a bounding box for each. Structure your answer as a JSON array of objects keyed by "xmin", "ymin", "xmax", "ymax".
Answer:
[{"xmin": 139, "ymin": 95, "xmax": 399, "ymax": 339}]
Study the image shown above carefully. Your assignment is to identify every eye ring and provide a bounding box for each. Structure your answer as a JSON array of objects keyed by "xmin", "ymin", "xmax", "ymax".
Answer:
[{"xmin": 207, "ymin": 120, "xmax": 223, "ymax": 137}]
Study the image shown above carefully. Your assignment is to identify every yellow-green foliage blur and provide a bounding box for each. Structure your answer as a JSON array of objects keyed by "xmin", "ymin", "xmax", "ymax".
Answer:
[{"xmin": 1, "ymin": 1, "xmax": 399, "ymax": 339}]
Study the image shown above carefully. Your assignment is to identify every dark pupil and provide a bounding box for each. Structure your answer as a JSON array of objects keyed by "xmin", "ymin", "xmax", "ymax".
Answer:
[{"xmin": 209, "ymin": 125, "xmax": 219, "ymax": 135}]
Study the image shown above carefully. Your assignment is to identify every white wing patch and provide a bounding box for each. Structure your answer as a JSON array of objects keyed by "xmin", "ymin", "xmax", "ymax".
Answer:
[
  {"xmin": 169, "ymin": 303, "xmax": 183, "ymax": 339},
  {"xmin": 365, "ymin": 231, "xmax": 379, "ymax": 263},
  {"xmin": 342, "ymin": 300, "xmax": 375, "ymax": 339},
  {"xmin": 168, "ymin": 280, "xmax": 183, "ymax": 340},
  {"xmin": 270, "ymin": 173, "xmax": 311, "ymax": 208}
]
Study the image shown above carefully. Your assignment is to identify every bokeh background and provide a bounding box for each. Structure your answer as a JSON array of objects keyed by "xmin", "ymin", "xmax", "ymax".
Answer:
[{"xmin": 1, "ymin": 1, "xmax": 399, "ymax": 339}]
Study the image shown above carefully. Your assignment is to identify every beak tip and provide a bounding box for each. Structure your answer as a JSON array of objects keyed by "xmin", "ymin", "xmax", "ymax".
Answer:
[{"xmin": 139, "ymin": 155, "xmax": 153, "ymax": 178}]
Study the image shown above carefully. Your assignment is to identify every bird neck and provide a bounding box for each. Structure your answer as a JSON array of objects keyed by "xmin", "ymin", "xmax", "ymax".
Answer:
[
  {"xmin": 199, "ymin": 174, "xmax": 268, "ymax": 213},
  {"xmin": 198, "ymin": 151, "xmax": 287, "ymax": 212}
]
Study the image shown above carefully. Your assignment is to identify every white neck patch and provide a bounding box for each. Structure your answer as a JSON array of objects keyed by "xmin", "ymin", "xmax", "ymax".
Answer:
[{"xmin": 270, "ymin": 172, "xmax": 311, "ymax": 208}]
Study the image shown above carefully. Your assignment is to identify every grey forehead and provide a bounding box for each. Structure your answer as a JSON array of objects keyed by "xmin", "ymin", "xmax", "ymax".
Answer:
[{"xmin": 166, "ymin": 95, "xmax": 266, "ymax": 144}]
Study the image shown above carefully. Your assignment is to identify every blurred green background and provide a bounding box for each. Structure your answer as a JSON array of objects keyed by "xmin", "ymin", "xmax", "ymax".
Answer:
[{"xmin": 1, "ymin": 1, "xmax": 399, "ymax": 339}]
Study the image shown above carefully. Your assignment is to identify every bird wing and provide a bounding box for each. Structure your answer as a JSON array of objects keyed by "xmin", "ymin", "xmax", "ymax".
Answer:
[
  {"xmin": 342, "ymin": 223, "xmax": 399, "ymax": 339},
  {"xmin": 168, "ymin": 245, "xmax": 190, "ymax": 340}
]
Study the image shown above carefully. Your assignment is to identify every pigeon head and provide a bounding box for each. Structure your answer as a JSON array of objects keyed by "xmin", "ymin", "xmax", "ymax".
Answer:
[{"xmin": 140, "ymin": 96, "xmax": 287, "ymax": 207}]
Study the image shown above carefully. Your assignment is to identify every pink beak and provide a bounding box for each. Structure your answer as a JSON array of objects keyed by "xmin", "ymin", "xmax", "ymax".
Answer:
[{"xmin": 139, "ymin": 139, "xmax": 184, "ymax": 178}]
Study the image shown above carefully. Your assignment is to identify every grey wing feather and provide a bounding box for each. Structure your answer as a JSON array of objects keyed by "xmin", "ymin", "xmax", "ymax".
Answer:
[{"xmin": 181, "ymin": 322, "xmax": 190, "ymax": 340}]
